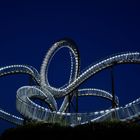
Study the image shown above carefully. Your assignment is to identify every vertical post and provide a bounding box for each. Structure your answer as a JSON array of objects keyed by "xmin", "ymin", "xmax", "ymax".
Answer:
[
  {"xmin": 67, "ymin": 90, "xmax": 79, "ymax": 113},
  {"xmin": 110, "ymin": 65, "xmax": 117, "ymax": 120},
  {"xmin": 75, "ymin": 90, "xmax": 78, "ymax": 113},
  {"xmin": 29, "ymin": 75, "xmax": 33, "ymax": 86},
  {"xmin": 110, "ymin": 65, "xmax": 116, "ymax": 108},
  {"xmin": 68, "ymin": 95, "xmax": 71, "ymax": 112}
]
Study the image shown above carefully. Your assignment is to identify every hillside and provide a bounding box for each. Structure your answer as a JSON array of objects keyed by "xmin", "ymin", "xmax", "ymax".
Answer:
[{"xmin": 1, "ymin": 121, "xmax": 140, "ymax": 139}]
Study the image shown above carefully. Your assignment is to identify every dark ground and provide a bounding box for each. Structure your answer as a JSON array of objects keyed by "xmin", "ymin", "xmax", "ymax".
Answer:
[{"xmin": 1, "ymin": 121, "xmax": 140, "ymax": 139}]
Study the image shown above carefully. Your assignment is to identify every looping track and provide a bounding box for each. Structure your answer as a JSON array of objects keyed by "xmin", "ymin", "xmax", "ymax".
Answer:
[{"xmin": 0, "ymin": 39, "xmax": 140, "ymax": 126}]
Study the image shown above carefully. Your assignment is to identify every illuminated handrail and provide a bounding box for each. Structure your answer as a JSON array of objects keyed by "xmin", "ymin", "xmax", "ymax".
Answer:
[{"xmin": 1, "ymin": 39, "xmax": 140, "ymax": 127}]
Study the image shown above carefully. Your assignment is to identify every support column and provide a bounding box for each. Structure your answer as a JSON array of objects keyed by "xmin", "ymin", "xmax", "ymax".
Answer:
[
  {"xmin": 75, "ymin": 90, "xmax": 78, "ymax": 113},
  {"xmin": 110, "ymin": 65, "xmax": 117, "ymax": 108}
]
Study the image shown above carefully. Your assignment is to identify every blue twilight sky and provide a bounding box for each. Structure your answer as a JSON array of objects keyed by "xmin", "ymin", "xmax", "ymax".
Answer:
[{"xmin": 0, "ymin": 0, "xmax": 140, "ymax": 134}]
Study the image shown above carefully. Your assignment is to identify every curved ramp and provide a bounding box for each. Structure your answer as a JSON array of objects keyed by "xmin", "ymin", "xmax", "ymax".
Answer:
[{"xmin": 0, "ymin": 39, "xmax": 140, "ymax": 126}]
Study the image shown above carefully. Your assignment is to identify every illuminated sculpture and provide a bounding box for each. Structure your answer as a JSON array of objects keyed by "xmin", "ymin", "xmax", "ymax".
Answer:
[{"xmin": 0, "ymin": 39, "xmax": 140, "ymax": 126}]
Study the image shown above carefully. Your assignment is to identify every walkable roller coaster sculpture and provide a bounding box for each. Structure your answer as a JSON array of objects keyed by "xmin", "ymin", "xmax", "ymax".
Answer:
[{"xmin": 0, "ymin": 39, "xmax": 140, "ymax": 126}]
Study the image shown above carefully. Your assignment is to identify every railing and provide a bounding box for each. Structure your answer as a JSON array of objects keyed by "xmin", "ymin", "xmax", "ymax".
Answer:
[
  {"xmin": 16, "ymin": 86, "xmax": 140, "ymax": 126},
  {"xmin": 0, "ymin": 108, "xmax": 23, "ymax": 125},
  {"xmin": 1, "ymin": 39, "xmax": 140, "ymax": 127}
]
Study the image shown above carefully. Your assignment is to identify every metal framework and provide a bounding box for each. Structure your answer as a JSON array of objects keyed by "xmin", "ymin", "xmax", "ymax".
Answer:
[{"xmin": 0, "ymin": 39, "xmax": 140, "ymax": 126}]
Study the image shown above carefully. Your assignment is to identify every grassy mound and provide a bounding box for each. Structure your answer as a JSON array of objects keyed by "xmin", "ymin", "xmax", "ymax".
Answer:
[{"xmin": 1, "ymin": 121, "xmax": 140, "ymax": 139}]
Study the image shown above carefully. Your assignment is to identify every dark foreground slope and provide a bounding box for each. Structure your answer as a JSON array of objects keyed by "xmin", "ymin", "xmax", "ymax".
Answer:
[{"xmin": 1, "ymin": 121, "xmax": 140, "ymax": 139}]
